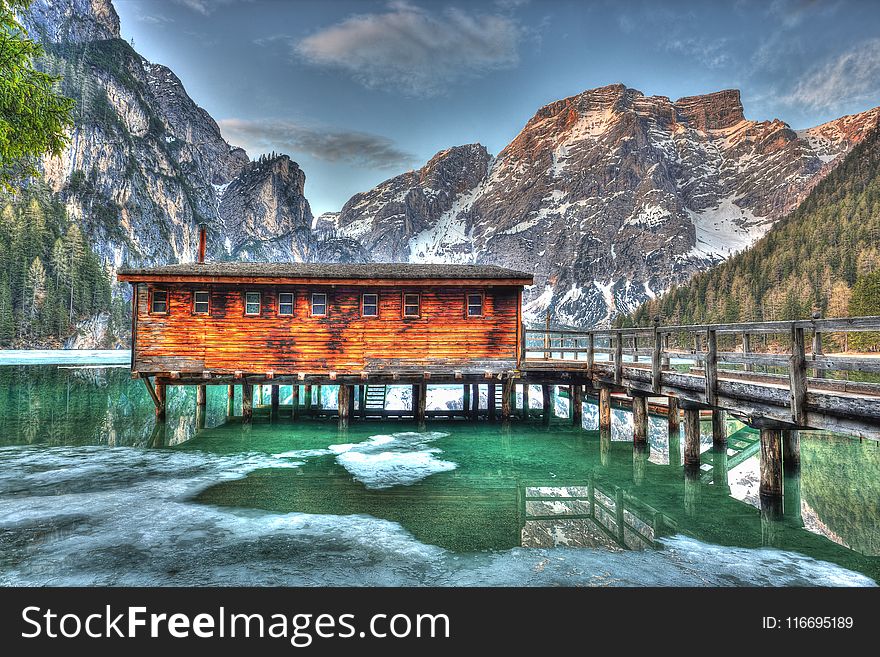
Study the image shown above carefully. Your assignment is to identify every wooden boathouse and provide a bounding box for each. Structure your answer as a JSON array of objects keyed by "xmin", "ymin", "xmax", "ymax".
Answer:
[{"xmin": 118, "ymin": 229, "xmax": 880, "ymax": 518}]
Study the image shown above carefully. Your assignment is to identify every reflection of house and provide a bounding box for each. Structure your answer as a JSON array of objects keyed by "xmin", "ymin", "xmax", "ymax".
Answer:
[{"xmin": 520, "ymin": 479, "xmax": 676, "ymax": 550}]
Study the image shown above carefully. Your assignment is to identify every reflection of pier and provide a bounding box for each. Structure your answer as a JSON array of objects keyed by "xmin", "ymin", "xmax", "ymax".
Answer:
[{"xmin": 521, "ymin": 478, "xmax": 676, "ymax": 550}]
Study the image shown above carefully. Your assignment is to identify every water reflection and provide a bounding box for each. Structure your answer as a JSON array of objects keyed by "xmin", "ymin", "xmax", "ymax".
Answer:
[{"xmin": 1, "ymin": 365, "xmax": 879, "ymax": 585}]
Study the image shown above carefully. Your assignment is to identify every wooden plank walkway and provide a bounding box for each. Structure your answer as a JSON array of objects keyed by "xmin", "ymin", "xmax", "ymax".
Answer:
[{"xmin": 521, "ymin": 316, "xmax": 880, "ymax": 440}]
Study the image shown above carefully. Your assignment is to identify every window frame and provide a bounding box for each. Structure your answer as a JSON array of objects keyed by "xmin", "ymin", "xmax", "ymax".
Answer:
[
  {"xmin": 192, "ymin": 289, "xmax": 210, "ymax": 315},
  {"xmin": 466, "ymin": 292, "xmax": 484, "ymax": 318},
  {"xmin": 311, "ymin": 291, "xmax": 328, "ymax": 317},
  {"xmin": 277, "ymin": 291, "xmax": 295, "ymax": 317},
  {"xmin": 150, "ymin": 287, "xmax": 169, "ymax": 315},
  {"xmin": 403, "ymin": 292, "xmax": 421, "ymax": 319},
  {"xmin": 361, "ymin": 292, "xmax": 379, "ymax": 318},
  {"xmin": 244, "ymin": 291, "xmax": 262, "ymax": 317}
]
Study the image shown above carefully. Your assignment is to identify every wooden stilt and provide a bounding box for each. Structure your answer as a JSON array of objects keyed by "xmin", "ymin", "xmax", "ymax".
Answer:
[
  {"xmin": 668, "ymin": 413, "xmax": 681, "ymax": 468},
  {"xmin": 632, "ymin": 395, "xmax": 648, "ymax": 444},
  {"xmin": 572, "ymin": 384, "xmax": 582, "ymax": 426},
  {"xmin": 521, "ymin": 384, "xmax": 530, "ymax": 419},
  {"xmin": 256, "ymin": 384, "xmax": 263, "ymax": 406},
  {"xmin": 271, "ymin": 384, "xmax": 280, "ymax": 419},
  {"xmin": 633, "ymin": 443, "xmax": 648, "ymax": 486},
  {"xmin": 711, "ymin": 409, "xmax": 726, "ymax": 447},
  {"xmin": 413, "ymin": 384, "xmax": 426, "ymax": 424},
  {"xmin": 291, "ymin": 385, "xmax": 299, "ymax": 419},
  {"xmin": 600, "ymin": 426, "xmax": 611, "ymax": 466},
  {"xmin": 760, "ymin": 428, "xmax": 783, "ymax": 502},
  {"xmin": 242, "ymin": 383, "xmax": 253, "ymax": 423},
  {"xmin": 488, "ymin": 384, "xmax": 497, "ymax": 421},
  {"xmin": 197, "ymin": 384, "xmax": 207, "ymax": 408},
  {"xmin": 348, "ymin": 384, "xmax": 356, "ymax": 418},
  {"xmin": 782, "ymin": 429, "xmax": 800, "ymax": 474},
  {"xmin": 598, "ymin": 387, "xmax": 611, "ymax": 431},
  {"xmin": 155, "ymin": 381, "xmax": 166, "ymax": 421},
  {"xmin": 667, "ymin": 396, "xmax": 679, "ymax": 439},
  {"xmin": 463, "ymin": 384, "xmax": 470, "ymax": 417},
  {"xmin": 316, "ymin": 385, "xmax": 323, "ymax": 409},
  {"xmin": 304, "ymin": 385, "xmax": 312, "ymax": 412},
  {"xmin": 542, "ymin": 384, "xmax": 551, "ymax": 424},
  {"xmin": 712, "ymin": 444, "xmax": 729, "ymax": 492},
  {"xmin": 501, "ymin": 379, "xmax": 513, "ymax": 420},
  {"xmin": 358, "ymin": 385, "xmax": 366, "ymax": 419},
  {"xmin": 338, "ymin": 384, "xmax": 350, "ymax": 427},
  {"xmin": 683, "ymin": 408, "xmax": 701, "ymax": 471},
  {"xmin": 226, "ymin": 384, "xmax": 235, "ymax": 417},
  {"xmin": 471, "ymin": 383, "xmax": 479, "ymax": 419}
]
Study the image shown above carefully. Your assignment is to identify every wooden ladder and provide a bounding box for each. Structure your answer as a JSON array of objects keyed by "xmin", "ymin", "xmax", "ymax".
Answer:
[{"xmin": 364, "ymin": 385, "xmax": 388, "ymax": 412}]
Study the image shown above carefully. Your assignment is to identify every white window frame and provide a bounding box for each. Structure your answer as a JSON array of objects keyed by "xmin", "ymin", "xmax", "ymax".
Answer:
[
  {"xmin": 362, "ymin": 293, "xmax": 379, "ymax": 317},
  {"xmin": 278, "ymin": 291, "xmax": 294, "ymax": 316},
  {"xmin": 244, "ymin": 291, "xmax": 261, "ymax": 316},
  {"xmin": 403, "ymin": 293, "xmax": 420, "ymax": 318},
  {"xmin": 311, "ymin": 292, "xmax": 328, "ymax": 317}
]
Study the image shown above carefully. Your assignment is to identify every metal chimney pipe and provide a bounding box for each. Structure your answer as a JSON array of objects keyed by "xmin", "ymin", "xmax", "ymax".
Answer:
[{"xmin": 197, "ymin": 224, "xmax": 207, "ymax": 264}]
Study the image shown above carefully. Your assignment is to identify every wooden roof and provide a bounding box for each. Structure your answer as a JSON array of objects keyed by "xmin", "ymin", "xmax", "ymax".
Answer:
[{"xmin": 117, "ymin": 262, "xmax": 534, "ymax": 286}]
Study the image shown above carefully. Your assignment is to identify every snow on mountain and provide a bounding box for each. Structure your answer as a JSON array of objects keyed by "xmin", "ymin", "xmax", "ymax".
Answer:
[{"xmin": 335, "ymin": 84, "xmax": 879, "ymax": 327}]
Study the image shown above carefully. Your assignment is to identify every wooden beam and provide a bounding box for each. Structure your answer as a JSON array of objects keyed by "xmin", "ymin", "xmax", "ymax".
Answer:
[
  {"xmin": 599, "ymin": 387, "xmax": 611, "ymax": 431},
  {"xmin": 760, "ymin": 428, "xmax": 783, "ymax": 500},
  {"xmin": 705, "ymin": 329, "xmax": 718, "ymax": 406},
  {"xmin": 242, "ymin": 383, "xmax": 253, "ymax": 422},
  {"xmin": 667, "ymin": 396, "xmax": 679, "ymax": 440},
  {"xmin": 227, "ymin": 384, "xmax": 235, "ymax": 417},
  {"xmin": 142, "ymin": 377, "xmax": 161, "ymax": 410},
  {"xmin": 118, "ymin": 273, "xmax": 534, "ymax": 287},
  {"xmin": 789, "ymin": 326, "xmax": 807, "ymax": 425},
  {"xmin": 338, "ymin": 384, "xmax": 351, "ymax": 427},
  {"xmin": 542, "ymin": 384, "xmax": 552, "ymax": 424},
  {"xmin": 572, "ymin": 384, "xmax": 582, "ymax": 427},
  {"xmin": 471, "ymin": 383, "xmax": 479, "ymax": 419},
  {"xmin": 683, "ymin": 408, "xmax": 701, "ymax": 471},
  {"xmin": 502, "ymin": 379, "xmax": 513, "ymax": 420},
  {"xmin": 782, "ymin": 429, "xmax": 800, "ymax": 474},
  {"xmin": 463, "ymin": 384, "xmax": 470, "ymax": 417},
  {"xmin": 271, "ymin": 384, "xmax": 280, "ymax": 418},
  {"xmin": 586, "ymin": 333, "xmax": 594, "ymax": 370},
  {"xmin": 651, "ymin": 328, "xmax": 662, "ymax": 393},
  {"xmin": 614, "ymin": 335, "xmax": 623, "ymax": 384},
  {"xmin": 632, "ymin": 395, "xmax": 647, "ymax": 445},
  {"xmin": 197, "ymin": 384, "xmax": 206, "ymax": 408},
  {"xmin": 711, "ymin": 409, "xmax": 726, "ymax": 447}
]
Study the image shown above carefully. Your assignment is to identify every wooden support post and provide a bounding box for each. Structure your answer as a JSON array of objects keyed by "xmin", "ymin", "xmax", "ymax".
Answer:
[
  {"xmin": 599, "ymin": 387, "xmax": 611, "ymax": 431},
  {"xmin": 586, "ymin": 333, "xmax": 595, "ymax": 369},
  {"xmin": 693, "ymin": 333, "xmax": 701, "ymax": 354},
  {"xmin": 812, "ymin": 327, "xmax": 824, "ymax": 379},
  {"xmin": 668, "ymin": 399, "xmax": 681, "ymax": 468},
  {"xmin": 789, "ymin": 326, "xmax": 807, "ymax": 426},
  {"xmin": 256, "ymin": 384, "xmax": 263, "ymax": 406},
  {"xmin": 632, "ymin": 395, "xmax": 648, "ymax": 445},
  {"xmin": 488, "ymin": 383, "xmax": 497, "ymax": 421},
  {"xmin": 742, "ymin": 332, "xmax": 751, "ymax": 372},
  {"xmin": 705, "ymin": 329, "xmax": 718, "ymax": 406},
  {"xmin": 463, "ymin": 384, "xmax": 470, "ymax": 417},
  {"xmin": 242, "ymin": 383, "xmax": 253, "ymax": 423},
  {"xmin": 683, "ymin": 408, "xmax": 701, "ymax": 471},
  {"xmin": 631, "ymin": 335, "xmax": 639, "ymax": 363},
  {"xmin": 501, "ymin": 379, "xmax": 513, "ymax": 421},
  {"xmin": 652, "ymin": 328, "xmax": 662, "ymax": 393},
  {"xmin": 521, "ymin": 384, "xmax": 530, "ymax": 419},
  {"xmin": 414, "ymin": 384, "xmax": 426, "ymax": 424},
  {"xmin": 614, "ymin": 333, "xmax": 623, "ymax": 384},
  {"xmin": 154, "ymin": 381, "xmax": 167, "ymax": 422},
  {"xmin": 782, "ymin": 429, "xmax": 800, "ymax": 474},
  {"xmin": 759, "ymin": 428, "xmax": 783, "ymax": 504},
  {"xmin": 711, "ymin": 409, "xmax": 727, "ymax": 447},
  {"xmin": 633, "ymin": 443, "xmax": 647, "ymax": 486},
  {"xmin": 471, "ymin": 384, "xmax": 479, "ymax": 419},
  {"xmin": 571, "ymin": 384, "xmax": 582, "ymax": 427},
  {"xmin": 226, "ymin": 384, "xmax": 235, "ymax": 417},
  {"xmin": 304, "ymin": 385, "xmax": 312, "ymax": 411},
  {"xmin": 338, "ymin": 384, "xmax": 351, "ymax": 427},
  {"xmin": 271, "ymin": 384, "xmax": 280, "ymax": 419},
  {"xmin": 358, "ymin": 385, "xmax": 366, "ymax": 419},
  {"xmin": 544, "ymin": 311, "xmax": 550, "ymax": 360},
  {"xmin": 291, "ymin": 385, "xmax": 299, "ymax": 419},
  {"xmin": 661, "ymin": 333, "xmax": 670, "ymax": 370},
  {"xmin": 542, "ymin": 384, "xmax": 552, "ymax": 424},
  {"xmin": 197, "ymin": 384, "xmax": 207, "ymax": 408},
  {"xmin": 316, "ymin": 385, "xmax": 323, "ymax": 408}
]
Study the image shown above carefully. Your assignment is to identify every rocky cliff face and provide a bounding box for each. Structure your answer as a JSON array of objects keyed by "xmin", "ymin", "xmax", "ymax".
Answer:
[
  {"xmin": 26, "ymin": 0, "xmax": 314, "ymax": 272},
  {"xmin": 336, "ymin": 84, "xmax": 879, "ymax": 326}
]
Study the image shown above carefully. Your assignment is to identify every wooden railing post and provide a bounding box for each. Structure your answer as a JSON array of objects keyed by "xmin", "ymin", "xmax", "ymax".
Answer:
[
  {"xmin": 614, "ymin": 331, "xmax": 623, "ymax": 384},
  {"xmin": 544, "ymin": 311, "xmax": 550, "ymax": 360},
  {"xmin": 705, "ymin": 329, "xmax": 718, "ymax": 406},
  {"xmin": 652, "ymin": 321, "xmax": 662, "ymax": 394},
  {"xmin": 742, "ymin": 332, "xmax": 751, "ymax": 372},
  {"xmin": 790, "ymin": 325, "xmax": 807, "ymax": 425},
  {"xmin": 812, "ymin": 321, "xmax": 824, "ymax": 379},
  {"xmin": 661, "ymin": 333, "xmax": 670, "ymax": 370},
  {"xmin": 586, "ymin": 332, "xmax": 595, "ymax": 369},
  {"xmin": 632, "ymin": 335, "xmax": 639, "ymax": 363}
]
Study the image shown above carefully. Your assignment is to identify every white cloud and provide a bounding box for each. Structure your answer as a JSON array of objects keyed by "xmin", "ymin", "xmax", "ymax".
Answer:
[
  {"xmin": 171, "ymin": 0, "xmax": 242, "ymax": 16},
  {"xmin": 664, "ymin": 36, "xmax": 733, "ymax": 69},
  {"xmin": 218, "ymin": 119, "xmax": 416, "ymax": 171},
  {"xmin": 786, "ymin": 39, "xmax": 880, "ymax": 111},
  {"xmin": 294, "ymin": 1, "xmax": 523, "ymax": 97}
]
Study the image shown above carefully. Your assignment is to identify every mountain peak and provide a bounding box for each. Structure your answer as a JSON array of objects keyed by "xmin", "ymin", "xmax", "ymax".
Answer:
[
  {"xmin": 23, "ymin": 0, "xmax": 120, "ymax": 43},
  {"xmin": 674, "ymin": 89, "xmax": 744, "ymax": 131}
]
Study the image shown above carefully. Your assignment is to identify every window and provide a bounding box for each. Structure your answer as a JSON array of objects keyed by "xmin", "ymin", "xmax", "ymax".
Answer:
[
  {"xmin": 245, "ymin": 291, "xmax": 261, "ymax": 316},
  {"xmin": 467, "ymin": 293, "xmax": 483, "ymax": 317},
  {"xmin": 311, "ymin": 292, "xmax": 327, "ymax": 316},
  {"xmin": 403, "ymin": 293, "xmax": 420, "ymax": 318},
  {"xmin": 193, "ymin": 290, "xmax": 210, "ymax": 315},
  {"xmin": 151, "ymin": 289, "xmax": 168, "ymax": 314},
  {"xmin": 278, "ymin": 292, "xmax": 294, "ymax": 316},
  {"xmin": 362, "ymin": 293, "xmax": 378, "ymax": 317}
]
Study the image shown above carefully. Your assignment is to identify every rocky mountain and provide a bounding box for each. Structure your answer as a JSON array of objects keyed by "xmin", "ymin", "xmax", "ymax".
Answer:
[
  {"xmin": 24, "ymin": 0, "xmax": 314, "ymax": 271},
  {"xmin": 336, "ymin": 84, "xmax": 879, "ymax": 326}
]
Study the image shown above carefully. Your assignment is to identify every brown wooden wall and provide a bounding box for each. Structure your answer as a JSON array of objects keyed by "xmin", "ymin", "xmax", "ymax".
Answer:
[{"xmin": 132, "ymin": 283, "xmax": 522, "ymax": 374}]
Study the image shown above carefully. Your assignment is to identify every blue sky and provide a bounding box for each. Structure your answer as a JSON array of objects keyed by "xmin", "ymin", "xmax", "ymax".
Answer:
[{"xmin": 114, "ymin": 0, "xmax": 880, "ymax": 215}]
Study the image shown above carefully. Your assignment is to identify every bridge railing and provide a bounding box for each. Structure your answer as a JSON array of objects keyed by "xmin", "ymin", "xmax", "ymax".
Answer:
[{"xmin": 524, "ymin": 316, "xmax": 880, "ymax": 423}]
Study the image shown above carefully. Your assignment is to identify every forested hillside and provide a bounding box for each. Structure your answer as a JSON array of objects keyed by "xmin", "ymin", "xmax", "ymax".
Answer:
[
  {"xmin": 621, "ymin": 120, "xmax": 880, "ymax": 341},
  {"xmin": 0, "ymin": 188, "xmax": 116, "ymax": 347}
]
